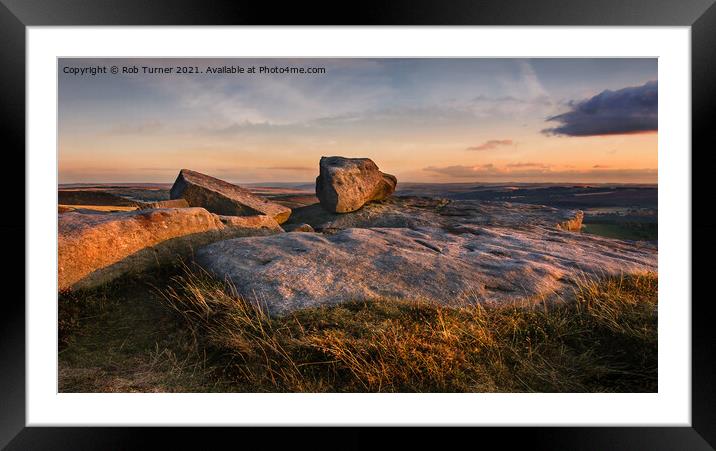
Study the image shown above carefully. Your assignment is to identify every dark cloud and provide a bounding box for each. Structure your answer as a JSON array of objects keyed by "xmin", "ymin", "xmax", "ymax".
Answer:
[
  {"xmin": 542, "ymin": 81, "xmax": 657, "ymax": 137},
  {"xmin": 466, "ymin": 139, "xmax": 514, "ymax": 151}
]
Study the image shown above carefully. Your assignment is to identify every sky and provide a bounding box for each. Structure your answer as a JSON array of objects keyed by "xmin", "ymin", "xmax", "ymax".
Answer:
[{"xmin": 58, "ymin": 58, "xmax": 657, "ymax": 184}]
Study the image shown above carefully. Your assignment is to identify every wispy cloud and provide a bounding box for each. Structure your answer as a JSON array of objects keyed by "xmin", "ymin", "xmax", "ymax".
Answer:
[
  {"xmin": 543, "ymin": 81, "xmax": 657, "ymax": 137},
  {"xmin": 517, "ymin": 60, "xmax": 549, "ymax": 99},
  {"xmin": 423, "ymin": 164, "xmax": 656, "ymax": 182},
  {"xmin": 506, "ymin": 162, "xmax": 549, "ymax": 168},
  {"xmin": 470, "ymin": 94, "xmax": 556, "ymax": 118},
  {"xmin": 197, "ymin": 105, "xmax": 482, "ymax": 137},
  {"xmin": 108, "ymin": 120, "xmax": 163, "ymax": 135},
  {"xmin": 423, "ymin": 164, "xmax": 502, "ymax": 178},
  {"xmin": 466, "ymin": 139, "xmax": 514, "ymax": 151}
]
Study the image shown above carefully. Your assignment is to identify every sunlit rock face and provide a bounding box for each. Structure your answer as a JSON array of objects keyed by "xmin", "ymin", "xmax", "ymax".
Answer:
[
  {"xmin": 316, "ymin": 157, "xmax": 397, "ymax": 213},
  {"xmin": 58, "ymin": 207, "xmax": 282, "ymax": 291},
  {"xmin": 170, "ymin": 169, "xmax": 292, "ymax": 224}
]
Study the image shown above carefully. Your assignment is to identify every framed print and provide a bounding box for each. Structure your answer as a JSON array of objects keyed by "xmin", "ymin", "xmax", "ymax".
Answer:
[{"xmin": 3, "ymin": 0, "xmax": 715, "ymax": 448}]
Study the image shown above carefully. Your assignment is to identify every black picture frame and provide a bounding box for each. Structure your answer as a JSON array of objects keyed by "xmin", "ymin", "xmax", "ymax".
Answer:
[{"xmin": 3, "ymin": 0, "xmax": 714, "ymax": 448}]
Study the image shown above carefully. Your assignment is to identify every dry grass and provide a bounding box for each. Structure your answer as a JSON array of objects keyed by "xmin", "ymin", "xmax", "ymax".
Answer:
[
  {"xmin": 58, "ymin": 268, "xmax": 233, "ymax": 393},
  {"xmin": 158, "ymin": 265, "xmax": 658, "ymax": 392}
]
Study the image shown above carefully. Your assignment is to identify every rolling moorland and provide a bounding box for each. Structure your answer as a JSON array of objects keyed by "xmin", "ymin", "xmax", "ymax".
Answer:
[{"xmin": 58, "ymin": 158, "xmax": 657, "ymax": 392}]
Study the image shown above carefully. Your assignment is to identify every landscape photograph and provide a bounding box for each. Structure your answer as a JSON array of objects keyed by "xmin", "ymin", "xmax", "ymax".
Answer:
[{"xmin": 58, "ymin": 58, "xmax": 658, "ymax": 393}]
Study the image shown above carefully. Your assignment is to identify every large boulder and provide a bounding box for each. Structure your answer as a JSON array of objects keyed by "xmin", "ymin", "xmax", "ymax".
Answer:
[
  {"xmin": 315, "ymin": 157, "xmax": 397, "ymax": 213},
  {"xmin": 170, "ymin": 169, "xmax": 291, "ymax": 224},
  {"xmin": 58, "ymin": 207, "xmax": 282, "ymax": 291}
]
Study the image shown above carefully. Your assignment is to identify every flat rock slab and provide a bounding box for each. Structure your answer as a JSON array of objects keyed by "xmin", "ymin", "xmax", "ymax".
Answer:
[
  {"xmin": 286, "ymin": 196, "xmax": 583, "ymax": 233},
  {"xmin": 170, "ymin": 169, "xmax": 291, "ymax": 224},
  {"xmin": 196, "ymin": 223, "xmax": 656, "ymax": 315},
  {"xmin": 58, "ymin": 207, "xmax": 282, "ymax": 291}
]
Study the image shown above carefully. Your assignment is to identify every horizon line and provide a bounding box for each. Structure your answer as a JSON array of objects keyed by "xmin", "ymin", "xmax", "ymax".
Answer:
[{"xmin": 58, "ymin": 180, "xmax": 659, "ymax": 186}]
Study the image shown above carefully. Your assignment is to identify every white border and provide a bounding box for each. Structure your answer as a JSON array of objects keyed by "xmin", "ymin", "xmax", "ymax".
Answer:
[{"xmin": 27, "ymin": 27, "xmax": 691, "ymax": 426}]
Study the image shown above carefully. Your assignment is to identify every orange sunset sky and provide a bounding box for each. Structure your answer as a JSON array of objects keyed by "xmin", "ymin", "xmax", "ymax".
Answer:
[{"xmin": 58, "ymin": 58, "xmax": 657, "ymax": 184}]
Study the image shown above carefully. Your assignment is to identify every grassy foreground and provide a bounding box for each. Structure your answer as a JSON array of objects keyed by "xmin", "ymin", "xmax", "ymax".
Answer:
[{"xmin": 59, "ymin": 265, "xmax": 657, "ymax": 393}]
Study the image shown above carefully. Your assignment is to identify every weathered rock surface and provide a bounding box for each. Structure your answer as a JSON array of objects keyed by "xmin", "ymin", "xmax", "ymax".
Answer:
[
  {"xmin": 316, "ymin": 157, "xmax": 397, "ymax": 213},
  {"xmin": 555, "ymin": 211, "xmax": 584, "ymax": 232},
  {"xmin": 58, "ymin": 208, "xmax": 283, "ymax": 291},
  {"xmin": 217, "ymin": 214, "xmax": 283, "ymax": 234},
  {"xmin": 170, "ymin": 169, "xmax": 291, "ymax": 224},
  {"xmin": 58, "ymin": 190, "xmax": 139, "ymax": 207},
  {"xmin": 283, "ymin": 223, "xmax": 315, "ymax": 233},
  {"xmin": 196, "ymin": 201, "xmax": 655, "ymax": 315},
  {"xmin": 286, "ymin": 196, "xmax": 584, "ymax": 234},
  {"xmin": 137, "ymin": 198, "xmax": 190, "ymax": 210}
]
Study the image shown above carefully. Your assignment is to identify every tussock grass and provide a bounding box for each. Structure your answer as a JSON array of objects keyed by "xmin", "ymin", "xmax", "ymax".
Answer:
[{"xmin": 160, "ymin": 265, "xmax": 658, "ymax": 392}]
